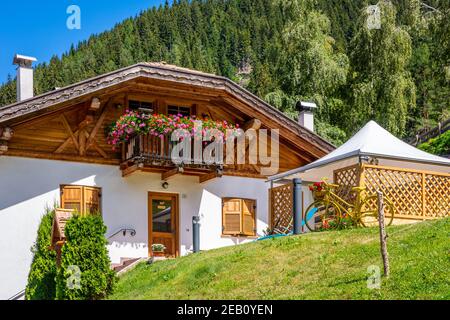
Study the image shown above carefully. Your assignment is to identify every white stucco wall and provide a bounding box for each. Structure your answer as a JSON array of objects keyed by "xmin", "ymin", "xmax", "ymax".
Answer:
[{"xmin": 0, "ymin": 156, "xmax": 270, "ymax": 299}]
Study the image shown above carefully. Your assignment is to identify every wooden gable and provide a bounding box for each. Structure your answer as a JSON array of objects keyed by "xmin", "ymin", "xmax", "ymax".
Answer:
[{"xmin": 0, "ymin": 63, "xmax": 334, "ymax": 177}]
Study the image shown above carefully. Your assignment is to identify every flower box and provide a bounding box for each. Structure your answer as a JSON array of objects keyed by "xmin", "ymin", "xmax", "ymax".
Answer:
[
  {"xmin": 107, "ymin": 111, "xmax": 241, "ymax": 148},
  {"xmin": 152, "ymin": 251, "xmax": 166, "ymax": 257}
]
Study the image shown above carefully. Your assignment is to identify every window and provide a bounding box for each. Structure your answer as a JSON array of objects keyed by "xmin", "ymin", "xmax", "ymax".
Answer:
[
  {"xmin": 151, "ymin": 198, "xmax": 173, "ymax": 233},
  {"xmin": 60, "ymin": 185, "xmax": 102, "ymax": 216},
  {"xmin": 222, "ymin": 198, "xmax": 256, "ymax": 236},
  {"xmin": 128, "ymin": 100, "xmax": 154, "ymax": 112},
  {"xmin": 168, "ymin": 105, "xmax": 191, "ymax": 117}
]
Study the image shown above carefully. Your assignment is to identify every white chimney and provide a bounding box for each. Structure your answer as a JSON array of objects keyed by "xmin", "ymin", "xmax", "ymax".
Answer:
[
  {"xmin": 13, "ymin": 54, "xmax": 37, "ymax": 102},
  {"xmin": 296, "ymin": 101, "xmax": 317, "ymax": 132}
]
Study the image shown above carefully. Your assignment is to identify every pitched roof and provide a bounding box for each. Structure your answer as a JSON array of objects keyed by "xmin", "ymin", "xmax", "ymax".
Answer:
[
  {"xmin": 0, "ymin": 62, "xmax": 334, "ymax": 154},
  {"xmin": 269, "ymin": 120, "xmax": 450, "ymax": 181}
]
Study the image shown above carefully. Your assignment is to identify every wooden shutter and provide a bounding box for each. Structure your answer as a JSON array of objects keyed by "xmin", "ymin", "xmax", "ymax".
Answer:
[
  {"xmin": 84, "ymin": 187, "xmax": 101, "ymax": 216},
  {"xmin": 61, "ymin": 185, "xmax": 83, "ymax": 214},
  {"xmin": 242, "ymin": 199, "xmax": 256, "ymax": 236},
  {"xmin": 222, "ymin": 198, "xmax": 256, "ymax": 236},
  {"xmin": 61, "ymin": 185, "xmax": 101, "ymax": 216},
  {"xmin": 222, "ymin": 198, "xmax": 242, "ymax": 235}
]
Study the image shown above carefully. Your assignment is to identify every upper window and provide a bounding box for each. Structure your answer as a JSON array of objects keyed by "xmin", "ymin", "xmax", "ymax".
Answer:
[
  {"xmin": 168, "ymin": 105, "xmax": 191, "ymax": 117},
  {"xmin": 60, "ymin": 185, "xmax": 102, "ymax": 216},
  {"xmin": 222, "ymin": 198, "xmax": 256, "ymax": 236},
  {"xmin": 129, "ymin": 100, "xmax": 154, "ymax": 112}
]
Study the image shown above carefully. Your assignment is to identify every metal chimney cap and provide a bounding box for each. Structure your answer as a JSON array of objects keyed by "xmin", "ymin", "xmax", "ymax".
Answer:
[
  {"xmin": 296, "ymin": 101, "xmax": 317, "ymax": 112},
  {"xmin": 13, "ymin": 54, "xmax": 37, "ymax": 67}
]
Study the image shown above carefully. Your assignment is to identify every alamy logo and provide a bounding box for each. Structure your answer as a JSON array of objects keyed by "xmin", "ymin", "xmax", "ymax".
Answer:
[
  {"xmin": 66, "ymin": 265, "xmax": 81, "ymax": 290},
  {"xmin": 367, "ymin": 265, "xmax": 381, "ymax": 289},
  {"xmin": 67, "ymin": 5, "xmax": 81, "ymax": 30},
  {"xmin": 169, "ymin": 124, "xmax": 280, "ymax": 176},
  {"xmin": 367, "ymin": 5, "xmax": 381, "ymax": 30}
]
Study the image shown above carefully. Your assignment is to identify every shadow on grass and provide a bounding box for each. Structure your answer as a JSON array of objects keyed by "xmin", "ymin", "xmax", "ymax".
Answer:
[{"xmin": 328, "ymin": 276, "xmax": 367, "ymax": 287}]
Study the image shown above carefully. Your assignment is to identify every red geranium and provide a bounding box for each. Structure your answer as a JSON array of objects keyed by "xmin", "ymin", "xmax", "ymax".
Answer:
[{"xmin": 309, "ymin": 181, "xmax": 325, "ymax": 192}]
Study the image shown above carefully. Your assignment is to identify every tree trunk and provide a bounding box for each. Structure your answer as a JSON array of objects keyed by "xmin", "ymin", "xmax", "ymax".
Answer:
[{"xmin": 377, "ymin": 190, "xmax": 390, "ymax": 277}]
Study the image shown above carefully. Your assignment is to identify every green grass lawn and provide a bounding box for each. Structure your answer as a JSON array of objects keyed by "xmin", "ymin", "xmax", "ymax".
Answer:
[{"xmin": 110, "ymin": 218, "xmax": 450, "ymax": 300}]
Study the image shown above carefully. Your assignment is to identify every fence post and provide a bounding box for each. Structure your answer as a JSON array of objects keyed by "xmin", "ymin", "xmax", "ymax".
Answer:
[
  {"xmin": 293, "ymin": 178, "xmax": 303, "ymax": 235},
  {"xmin": 377, "ymin": 190, "xmax": 390, "ymax": 277},
  {"xmin": 192, "ymin": 216, "xmax": 200, "ymax": 253},
  {"xmin": 422, "ymin": 172, "xmax": 426, "ymax": 220}
]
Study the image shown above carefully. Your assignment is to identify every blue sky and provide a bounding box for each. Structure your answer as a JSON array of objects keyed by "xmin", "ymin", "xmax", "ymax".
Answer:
[{"xmin": 0, "ymin": 0, "xmax": 164, "ymax": 84}]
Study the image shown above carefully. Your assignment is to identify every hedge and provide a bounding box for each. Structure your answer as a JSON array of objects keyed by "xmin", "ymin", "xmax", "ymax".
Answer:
[
  {"xmin": 55, "ymin": 214, "xmax": 116, "ymax": 300},
  {"xmin": 25, "ymin": 208, "xmax": 57, "ymax": 300}
]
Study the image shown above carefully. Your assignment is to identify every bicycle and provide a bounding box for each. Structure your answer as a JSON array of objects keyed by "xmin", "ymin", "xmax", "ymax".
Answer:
[{"xmin": 304, "ymin": 181, "xmax": 395, "ymax": 232}]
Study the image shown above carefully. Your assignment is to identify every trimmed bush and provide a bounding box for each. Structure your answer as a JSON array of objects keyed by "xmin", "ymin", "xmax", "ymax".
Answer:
[
  {"xmin": 25, "ymin": 208, "xmax": 57, "ymax": 300},
  {"xmin": 55, "ymin": 215, "xmax": 116, "ymax": 300}
]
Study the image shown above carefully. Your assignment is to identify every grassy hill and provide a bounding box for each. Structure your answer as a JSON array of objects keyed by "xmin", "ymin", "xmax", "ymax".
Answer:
[{"xmin": 110, "ymin": 218, "xmax": 449, "ymax": 300}]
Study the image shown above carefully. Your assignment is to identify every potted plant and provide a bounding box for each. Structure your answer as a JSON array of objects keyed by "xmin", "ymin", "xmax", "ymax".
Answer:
[
  {"xmin": 309, "ymin": 181, "xmax": 326, "ymax": 200},
  {"xmin": 152, "ymin": 243, "xmax": 166, "ymax": 257}
]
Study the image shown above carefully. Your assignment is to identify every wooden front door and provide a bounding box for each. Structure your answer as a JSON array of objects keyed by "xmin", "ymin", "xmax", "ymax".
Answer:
[{"xmin": 148, "ymin": 192, "xmax": 179, "ymax": 257}]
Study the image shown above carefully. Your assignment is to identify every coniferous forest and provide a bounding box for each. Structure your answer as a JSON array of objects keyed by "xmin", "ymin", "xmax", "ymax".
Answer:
[{"xmin": 0, "ymin": 0, "xmax": 448, "ymax": 145}]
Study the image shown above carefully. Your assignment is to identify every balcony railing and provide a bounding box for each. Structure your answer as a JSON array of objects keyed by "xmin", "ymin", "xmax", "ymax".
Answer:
[{"xmin": 122, "ymin": 133, "xmax": 223, "ymax": 169}]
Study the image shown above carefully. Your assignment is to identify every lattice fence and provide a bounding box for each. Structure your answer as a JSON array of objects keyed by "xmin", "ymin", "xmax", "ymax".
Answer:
[
  {"xmin": 361, "ymin": 165, "xmax": 449, "ymax": 220},
  {"xmin": 425, "ymin": 174, "xmax": 450, "ymax": 218},
  {"xmin": 269, "ymin": 183, "xmax": 293, "ymax": 233},
  {"xmin": 332, "ymin": 164, "xmax": 450, "ymax": 220},
  {"xmin": 333, "ymin": 164, "xmax": 360, "ymax": 203}
]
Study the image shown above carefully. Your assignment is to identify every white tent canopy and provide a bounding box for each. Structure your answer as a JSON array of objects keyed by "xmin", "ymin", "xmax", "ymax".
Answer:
[{"xmin": 270, "ymin": 120, "xmax": 450, "ymax": 182}]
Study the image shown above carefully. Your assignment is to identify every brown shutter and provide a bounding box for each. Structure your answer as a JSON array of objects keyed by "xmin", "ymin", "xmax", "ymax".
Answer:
[
  {"xmin": 84, "ymin": 187, "xmax": 101, "ymax": 216},
  {"xmin": 61, "ymin": 185, "xmax": 101, "ymax": 216},
  {"xmin": 222, "ymin": 198, "xmax": 256, "ymax": 236},
  {"xmin": 222, "ymin": 198, "xmax": 242, "ymax": 235},
  {"xmin": 242, "ymin": 199, "xmax": 256, "ymax": 236},
  {"xmin": 61, "ymin": 185, "xmax": 83, "ymax": 214}
]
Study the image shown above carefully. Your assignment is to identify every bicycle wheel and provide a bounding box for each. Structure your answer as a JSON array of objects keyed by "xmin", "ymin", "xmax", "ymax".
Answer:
[
  {"xmin": 359, "ymin": 195, "xmax": 395, "ymax": 227},
  {"xmin": 304, "ymin": 200, "xmax": 341, "ymax": 232}
]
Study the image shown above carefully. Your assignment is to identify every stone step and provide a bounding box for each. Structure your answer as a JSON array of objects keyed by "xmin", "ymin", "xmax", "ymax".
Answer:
[{"xmin": 111, "ymin": 257, "xmax": 141, "ymax": 273}]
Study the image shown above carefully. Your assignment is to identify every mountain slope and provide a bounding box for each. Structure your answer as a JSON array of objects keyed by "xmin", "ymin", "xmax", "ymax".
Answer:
[
  {"xmin": 1, "ymin": 0, "xmax": 448, "ymax": 140},
  {"xmin": 110, "ymin": 218, "xmax": 450, "ymax": 300}
]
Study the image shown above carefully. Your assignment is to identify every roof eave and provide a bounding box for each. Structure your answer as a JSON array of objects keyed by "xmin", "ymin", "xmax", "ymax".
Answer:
[{"xmin": 0, "ymin": 62, "xmax": 335, "ymax": 155}]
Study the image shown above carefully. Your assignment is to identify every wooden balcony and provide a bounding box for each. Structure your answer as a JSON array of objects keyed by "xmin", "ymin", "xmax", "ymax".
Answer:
[{"xmin": 120, "ymin": 133, "xmax": 224, "ymax": 182}]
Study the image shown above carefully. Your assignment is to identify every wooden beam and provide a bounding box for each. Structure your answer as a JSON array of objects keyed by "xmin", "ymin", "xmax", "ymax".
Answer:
[
  {"xmin": 59, "ymin": 115, "xmax": 79, "ymax": 150},
  {"xmin": 83, "ymin": 131, "xmax": 108, "ymax": 159},
  {"xmin": 89, "ymin": 97, "xmax": 101, "ymax": 111},
  {"xmin": 122, "ymin": 164, "xmax": 139, "ymax": 177},
  {"xmin": 0, "ymin": 141, "xmax": 8, "ymax": 154},
  {"xmin": 199, "ymin": 171, "xmax": 222, "ymax": 184},
  {"xmin": 78, "ymin": 129, "xmax": 86, "ymax": 156},
  {"xmin": 208, "ymin": 100, "xmax": 246, "ymax": 122},
  {"xmin": 0, "ymin": 127, "xmax": 13, "ymax": 140},
  {"xmin": 55, "ymin": 120, "xmax": 90, "ymax": 154},
  {"xmin": 8, "ymin": 85, "xmax": 132, "ymax": 129},
  {"xmin": 86, "ymin": 102, "xmax": 110, "ymax": 149},
  {"xmin": 243, "ymin": 118, "xmax": 262, "ymax": 131},
  {"xmin": 161, "ymin": 167, "xmax": 180, "ymax": 181},
  {"xmin": 236, "ymin": 118, "xmax": 262, "ymax": 171},
  {"xmin": 5, "ymin": 148, "xmax": 119, "ymax": 165},
  {"xmin": 12, "ymin": 133, "xmax": 65, "ymax": 144}
]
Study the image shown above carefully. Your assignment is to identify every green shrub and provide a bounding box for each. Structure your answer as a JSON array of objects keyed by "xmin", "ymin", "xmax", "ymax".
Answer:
[
  {"xmin": 55, "ymin": 215, "xmax": 116, "ymax": 300},
  {"xmin": 25, "ymin": 208, "xmax": 57, "ymax": 300},
  {"xmin": 418, "ymin": 130, "xmax": 450, "ymax": 156}
]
